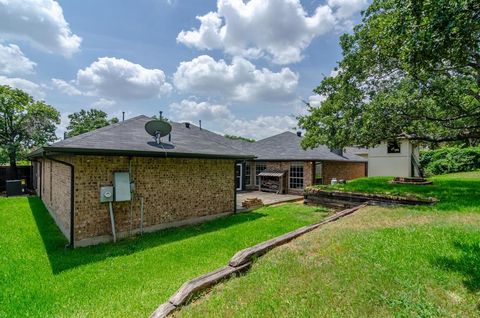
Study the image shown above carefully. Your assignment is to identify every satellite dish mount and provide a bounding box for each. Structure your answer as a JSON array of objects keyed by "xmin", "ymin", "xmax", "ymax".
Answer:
[{"xmin": 145, "ymin": 118, "xmax": 172, "ymax": 145}]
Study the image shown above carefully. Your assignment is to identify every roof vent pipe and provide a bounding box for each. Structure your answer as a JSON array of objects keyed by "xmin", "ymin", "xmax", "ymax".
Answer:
[
  {"xmin": 185, "ymin": 122, "xmax": 190, "ymax": 128},
  {"xmin": 296, "ymin": 131, "xmax": 302, "ymax": 137},
  {"xmin": 199, "ymin": 120, "xmax": 202, "ymax": 130},
  {"xmin": 64, "ymin": 132, "xmax": 68, "ymax": 140},
  {"xmin": 122, "ymin": 111, "xmax": 125, "ymax": 122}
]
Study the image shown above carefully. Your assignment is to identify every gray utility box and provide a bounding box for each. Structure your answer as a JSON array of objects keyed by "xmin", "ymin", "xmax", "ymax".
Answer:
[
  {"xmin": 6, "ymin": 180, "xmax": 23, "ymax": 197},
  {"xmin": 100, "ymin": 186, "xmax": 114, "ymax": 203},
  {"xmin": 113, "ymin": 172, "xmax": 132, "ymax": 202}
]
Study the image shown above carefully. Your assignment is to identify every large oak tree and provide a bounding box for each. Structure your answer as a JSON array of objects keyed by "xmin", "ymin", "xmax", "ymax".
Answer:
[
  {"xmin": 0, "ymin": 85, "xmax": 60, "ymax": 178},
  {"xmin": 66, "ymin": 109, "xmax": 118, "ymax": 138},
  {"xmin": 299, "ymin": 0, "xmax": 480, "ymax": 149}
]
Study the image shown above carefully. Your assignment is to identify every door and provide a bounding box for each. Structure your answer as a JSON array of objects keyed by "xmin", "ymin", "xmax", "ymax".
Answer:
[{"xmin": 235, "ymin": 163, "xmax": 243, "ymax": 191}]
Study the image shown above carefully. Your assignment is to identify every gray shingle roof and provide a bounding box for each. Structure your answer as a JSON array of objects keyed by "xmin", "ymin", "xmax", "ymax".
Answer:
[
  {"xmin": 229, "ymin": 132, "xmax": 367, "ymax": 162},
  {"xmin": 28, "ymin": 115, "xmax": 366, "ymax": 162},
  {"xmin": 28, "ymin": 115, "xmax": 253, "ymax": 159}
]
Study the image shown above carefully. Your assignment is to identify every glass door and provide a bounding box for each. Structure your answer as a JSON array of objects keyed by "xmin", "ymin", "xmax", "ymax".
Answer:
[{"xmin": 235, "ymin": 163, "xmax": 243, "ymax": 191}]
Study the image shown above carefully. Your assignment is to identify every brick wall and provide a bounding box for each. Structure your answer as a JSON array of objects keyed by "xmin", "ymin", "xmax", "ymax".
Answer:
[
  {"xmin": 322, "ymin": 161, "xmax": 367, "ymax": 185},
  {"xmin": 37, "ymin": 157, "xmax": 72, "ymax": 238},
  {"xmin": 72, "ymin": 156, "xmax": 235, "ymax": 243},
  {"xmin": 251, "ymin": 161, "xmax": 315, "ymax": 195},
  {"xmin": 38, "ymin": 155, "xmax": 235, "ymax": 245}
]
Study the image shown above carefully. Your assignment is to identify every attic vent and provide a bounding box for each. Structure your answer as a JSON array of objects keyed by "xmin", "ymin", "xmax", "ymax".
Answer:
[
  {"xmin": 296, "ymin": 131, "xmax": 302, "ymax": 137},
  {"xmin": 185, "ymin": 122, "xmax": 190, "ymax": 128}
]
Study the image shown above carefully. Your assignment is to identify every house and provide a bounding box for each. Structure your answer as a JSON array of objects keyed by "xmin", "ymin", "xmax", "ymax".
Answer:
[
  {"xmin": 206, "ymin": 131, "xmax": 368, "ymax": 195},
  {"xmin": 367, "ymin": 139, "xmax": 421, "ymax": 177},
  {"xmin": 27, "ymin": 116, "xmax": 253, "ymax": 247}
]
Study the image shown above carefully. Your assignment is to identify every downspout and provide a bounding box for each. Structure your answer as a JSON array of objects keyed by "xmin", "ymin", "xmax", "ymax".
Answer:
[
  {"xmin": 43, "ymin": 153, "xmax": 75, "ymax": 248},
  {"xmin": 233, "ymin": 161, "xmax": 237, "ymax": 214}
]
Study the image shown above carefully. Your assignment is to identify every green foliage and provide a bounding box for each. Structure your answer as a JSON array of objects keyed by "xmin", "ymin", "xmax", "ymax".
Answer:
[
  {"xmin": 299, "ymin": 0, "xmax": 480, "ymax": 149},
  {"xmin": 0, "ymin": 200, "xmax": 326, "ymax": 317},
  {"xmin": 66, "ymin": 108, "xmax": 119, "ymax": 137},
  {"xmin": 0, "ymin": 85, "xmax": 60, "ymax": 168},
  {"xmin": 420, "ymin": 147, "xmax": 480, "ymax": 175},
  {"xmin": 224, "ymin": 134, "xmax": 255, "ymax": 143}
]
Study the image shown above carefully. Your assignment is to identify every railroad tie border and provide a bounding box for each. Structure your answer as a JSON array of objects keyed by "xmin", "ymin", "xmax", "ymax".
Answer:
[{"xmin": 150, "ymin": 203, "xmax": 367, "ymax": 318}]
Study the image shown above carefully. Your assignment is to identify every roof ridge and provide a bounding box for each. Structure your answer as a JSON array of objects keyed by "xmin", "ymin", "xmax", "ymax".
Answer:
[{"xmin": 53, "ymin": 115, "xmax": 151, "ymax": 146}]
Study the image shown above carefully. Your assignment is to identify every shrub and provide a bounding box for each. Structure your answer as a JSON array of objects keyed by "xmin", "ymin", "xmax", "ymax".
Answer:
[{"xmin": 420, "ymin": 147, "xmax": 480, "ymax": 175}]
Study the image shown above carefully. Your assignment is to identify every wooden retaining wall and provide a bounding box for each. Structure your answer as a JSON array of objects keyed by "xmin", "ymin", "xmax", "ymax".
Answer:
[
  {"xmin": 304, "ymin": 188, "xmax": 437, "ymax": 208},
  {"xmin": 150, "ymin": 204, "xmax": 366, "ymax": 318}
]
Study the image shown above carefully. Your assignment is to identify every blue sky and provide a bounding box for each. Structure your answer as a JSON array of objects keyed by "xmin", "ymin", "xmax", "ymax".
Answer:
[{"xmin": 0, "ymin": 0, "xmax": 367, "ymax": 139}]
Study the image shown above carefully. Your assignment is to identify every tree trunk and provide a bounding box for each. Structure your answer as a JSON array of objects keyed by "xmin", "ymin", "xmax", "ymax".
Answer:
[{"xmin": 7, "ymin": 151, "xmax": 18, "ymax": 180}]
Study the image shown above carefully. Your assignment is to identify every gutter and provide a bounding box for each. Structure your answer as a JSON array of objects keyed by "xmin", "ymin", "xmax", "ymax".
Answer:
[
  {"xmin": 43, "ymin": 153, "xmax": 75, "ymax": 248},
  {"xmin": 28, "ymin": 146, "xmax": 255, "ymax": 161}
]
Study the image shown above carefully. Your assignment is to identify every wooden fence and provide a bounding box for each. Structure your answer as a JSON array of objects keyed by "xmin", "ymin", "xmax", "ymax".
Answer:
[{"xmin": 0, "ymin": 166, "xmax": 32, "ymax": 192}]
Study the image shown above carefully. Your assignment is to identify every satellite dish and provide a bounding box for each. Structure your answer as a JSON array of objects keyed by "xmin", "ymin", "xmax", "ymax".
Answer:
[{"xmin": 145, "ymin": 120, "xmax": 172, "ymax": 144}]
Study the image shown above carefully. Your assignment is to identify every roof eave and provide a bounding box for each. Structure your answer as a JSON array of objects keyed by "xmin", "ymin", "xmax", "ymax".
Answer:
[{"xmin": 27, "ymin": 146, "xmax": 255, "ymax": 160}]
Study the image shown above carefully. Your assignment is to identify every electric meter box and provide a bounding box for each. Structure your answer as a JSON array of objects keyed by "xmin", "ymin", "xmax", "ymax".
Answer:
[
  {"xmin": 114, "ymin": 172, "xmax": 132, "ymax": 202},
  {"xmin": 100, "ymin": 186, "xmax": 114, "ymax": 203}
]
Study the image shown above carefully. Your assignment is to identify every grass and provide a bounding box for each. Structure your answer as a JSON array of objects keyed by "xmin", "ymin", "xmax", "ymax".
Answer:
[
  {"xmin": 0, "ymin": 199, "xmax": 328, "ymax": 317},
  {"xmin": 312, "ymin": 170, "xmax": 480, "ymax": 212},
  {"xmin": 177, "ymin": 171, "xmax": 480, "ymax": 317}
]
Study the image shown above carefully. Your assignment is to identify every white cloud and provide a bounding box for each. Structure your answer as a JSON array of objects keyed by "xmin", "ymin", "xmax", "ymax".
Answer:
[
  {"xmin": 92, "ymin": 98, "xmax": 116, "ymax": 109},
  {"xmin": 0, "ymin": 75, "xmax": 44, "ymax": 99},
  {"xmin": 168, "ymin": 98, "xmax": 297, "ymax": 139},
  {"xmin": 169, "ymin": 99, "xmax": 233, "ymax": 122},
  {"xmin": 225, "ymin": 115, "xmax": 298, "ymax": 139},
  {"xmin": 308, "ymin": 94, "xmax": 325, "ymax": 108},
  {"xmin": 328, "ymin": 0, "xmax": 367, "ymax": 19},
  {"xmin": 0, "ymin": 0, "xmax": 82, "ymax": 56},
  {"xmin": 76, "ymin": 57, "xmax": 172, "ymax": 100},
  {"xmin": 51, "ymin": 78, "xmax": 82, "ymax": 96},
  {"xmin": 173, "ymin": 55, "xmax": 298, "ymax": 102},
  {"xmin": 0, "ymin": 43, "xmax": 36, "ymax": 75},
  {"xmin": 56, "ymin": 112, "xmax": 71, "ymax": 138},
  {"xmin": 177, "ymin": 0, "xmax": 366, "ymax": 64}
]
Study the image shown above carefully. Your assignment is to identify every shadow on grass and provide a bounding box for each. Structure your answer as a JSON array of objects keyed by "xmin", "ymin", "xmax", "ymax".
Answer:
[
  {"xmin": 434, "ymin": 241, "xmax": 480, "ymax": 293},
  {"xmin": 28, "ymin": 197, "xmax": 264, "ymax": 274}
]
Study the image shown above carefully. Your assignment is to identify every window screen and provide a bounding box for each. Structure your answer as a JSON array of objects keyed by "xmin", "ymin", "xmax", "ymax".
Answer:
[
  {"xmin": 244, "ymin": 162, "xmax": 251, "ymax": 185},
  {"xmin": 289, "ymin": 162, "xmax": 304, "ymax": 189}
]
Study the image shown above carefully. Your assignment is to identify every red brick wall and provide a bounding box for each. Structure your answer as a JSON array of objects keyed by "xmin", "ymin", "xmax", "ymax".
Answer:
[
  {"xmin": 73, "ymin": 156, "xmax": 235, "ymax": 242},
  {"xmin": 322, "ymin": 161, "xmax": 367, "ymax": 185},
  {"xmin": 38, "ymin": 157, "xmax": 72, "ymax": 238},
  {"xmin": 37, "ymin": 155, "xmax": 236, "ymax": 245}
]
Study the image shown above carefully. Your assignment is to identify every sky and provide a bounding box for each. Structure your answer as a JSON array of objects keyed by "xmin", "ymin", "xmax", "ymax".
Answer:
[{"xmin": 0, "ymin": 0, "xmax": 368, "ymax": 140}]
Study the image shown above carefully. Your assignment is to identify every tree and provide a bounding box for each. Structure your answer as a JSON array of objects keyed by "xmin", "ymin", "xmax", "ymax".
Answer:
[
  {"xmin": 0, "ymin": 85, "xmax": 60, "ymax": 178},
  {"xmin": 224, "ymin": 134, "xmax": 256, "ymax": 143},
  {"xmin": 299, "ymin": 0, "xmax": 480, "ymax": 149},
  {"xmin": 66, "ymin": 109, "xmax": 119, "ymax": 137}
]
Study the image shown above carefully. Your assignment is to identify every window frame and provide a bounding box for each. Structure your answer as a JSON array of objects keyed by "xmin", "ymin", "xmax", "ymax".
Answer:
[
  {"xmin": 289, "ymin": 162, "xmax": 304, "ymax": 189},
  {"xmin": 387, "ymin": 140, "xmax": 401, "ymax": 154}
]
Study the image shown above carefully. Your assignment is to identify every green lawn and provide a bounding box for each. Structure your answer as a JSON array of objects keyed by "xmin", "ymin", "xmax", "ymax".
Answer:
[
  {"xmin": 0, "ymin": 199, "xmax": 327, "ymax": 317},
  {"xmin": 314, "ymin": 171, "xmax": 480, "ymax": 212},
  {"xmin": 177, "ymin": 171, "xmax": 480, "ymax": 317}
]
